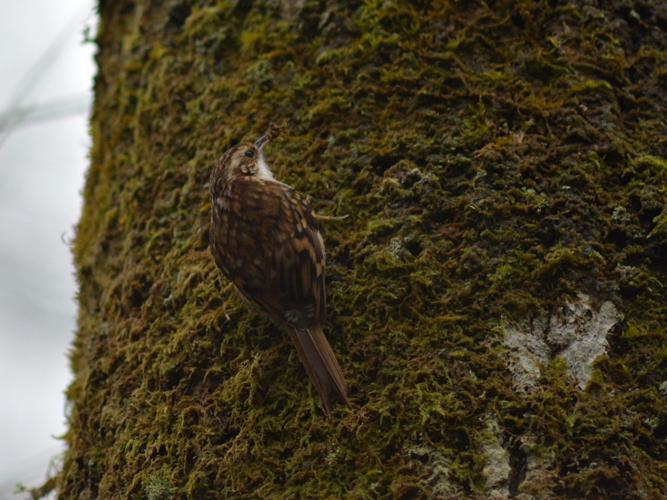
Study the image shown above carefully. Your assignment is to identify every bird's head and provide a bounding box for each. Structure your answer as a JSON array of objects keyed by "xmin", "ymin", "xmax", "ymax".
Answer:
[
  {"xmin": 220, "ymin": 133, "xmax": 272, "ymax": 176},
  {"xmin": 211, "ymin": 131, "xmax": 275, "ymax": 195}
]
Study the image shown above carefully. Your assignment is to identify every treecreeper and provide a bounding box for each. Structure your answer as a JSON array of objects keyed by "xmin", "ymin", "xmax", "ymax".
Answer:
[{"xmin": 209, "ymin": 126, "xmax": 349, "ymax": 414}]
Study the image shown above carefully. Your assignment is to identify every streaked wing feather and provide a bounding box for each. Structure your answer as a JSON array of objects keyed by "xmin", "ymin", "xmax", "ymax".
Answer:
[{"xmin": 211, "ymin": 177, "xmax": 325, "ymax": 328}]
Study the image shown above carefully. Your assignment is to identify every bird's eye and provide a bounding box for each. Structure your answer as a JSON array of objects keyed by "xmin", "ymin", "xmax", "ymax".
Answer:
[{"xmin": 244, "ymin": 150, "xmax": 255, "ymax": 158}]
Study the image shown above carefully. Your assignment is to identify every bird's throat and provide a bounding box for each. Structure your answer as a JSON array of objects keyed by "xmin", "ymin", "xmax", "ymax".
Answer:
[{"xmin": 256, "ymin": 152, "xmax": 274, "ymax": 180}]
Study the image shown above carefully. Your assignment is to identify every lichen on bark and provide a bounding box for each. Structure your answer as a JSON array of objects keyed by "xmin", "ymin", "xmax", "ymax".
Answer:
[{"xmin": 54, "ymin": 0, "xmax": 666, "ymax": 498}]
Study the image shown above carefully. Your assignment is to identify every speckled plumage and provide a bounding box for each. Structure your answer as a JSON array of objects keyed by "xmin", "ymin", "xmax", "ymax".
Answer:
[{"xmin": 209, "ymin": 137, "xmax": 348, "ymax": 414}]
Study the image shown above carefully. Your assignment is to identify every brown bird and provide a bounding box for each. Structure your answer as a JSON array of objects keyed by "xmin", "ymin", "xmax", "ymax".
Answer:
[{"xmin": 209, "ymin": 128, "xmax": 349, "ymax": 414}]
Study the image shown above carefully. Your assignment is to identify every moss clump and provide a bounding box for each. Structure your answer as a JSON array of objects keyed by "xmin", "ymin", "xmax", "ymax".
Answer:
[{"xmin": 58, "ymin": 0, "xmax": 666, "ymax": 497}]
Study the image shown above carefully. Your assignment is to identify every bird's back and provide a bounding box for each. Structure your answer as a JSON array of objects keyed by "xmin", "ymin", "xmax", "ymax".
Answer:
[{"xmin": 210, "ymin": 175, "xmax": 326, "ymax": 330}]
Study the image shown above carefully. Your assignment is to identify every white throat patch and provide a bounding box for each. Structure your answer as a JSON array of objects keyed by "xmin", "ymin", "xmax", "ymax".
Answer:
[{"xmin": 257, "ymin": 152, "xmax": 274, "ymax": 180}]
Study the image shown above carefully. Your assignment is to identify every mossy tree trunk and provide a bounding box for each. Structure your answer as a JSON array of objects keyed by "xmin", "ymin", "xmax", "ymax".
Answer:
[{"xmin": 59, "ymin": 0, "xmax": 666, "ymax": 497}]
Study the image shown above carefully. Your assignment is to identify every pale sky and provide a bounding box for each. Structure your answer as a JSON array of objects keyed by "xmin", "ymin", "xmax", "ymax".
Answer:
[{"xmin": 0, "ymin": 1, "xmax": 96, "ymax": 496}]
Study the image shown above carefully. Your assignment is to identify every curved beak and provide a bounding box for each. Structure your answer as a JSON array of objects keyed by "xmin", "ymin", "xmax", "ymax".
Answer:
[{"xmin": 254, "ymin": 134, "xmax": 269, "ymax": 150}]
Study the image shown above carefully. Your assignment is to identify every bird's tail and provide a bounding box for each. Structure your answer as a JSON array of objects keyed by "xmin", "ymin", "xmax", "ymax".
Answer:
[{"xmin": 287, "ymin": 326, "xmax": 349, "ymax": 414}]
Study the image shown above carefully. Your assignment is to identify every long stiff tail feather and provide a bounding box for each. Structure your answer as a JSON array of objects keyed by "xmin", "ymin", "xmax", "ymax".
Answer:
[{"xmin": 287, "ymin": 326, "xmax": 349, "ymax": 414}]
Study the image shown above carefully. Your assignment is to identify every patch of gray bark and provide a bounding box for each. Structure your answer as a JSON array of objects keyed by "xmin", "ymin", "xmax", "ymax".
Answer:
[{"xmin": 478, "ymin": 293, "xmax": 622, "ymax": 498}]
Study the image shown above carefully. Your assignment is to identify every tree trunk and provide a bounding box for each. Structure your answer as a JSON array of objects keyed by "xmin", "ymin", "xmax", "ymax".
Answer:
[{"xmin": 57, "ymin": 0, "xmax": 666, "ymax": 497}]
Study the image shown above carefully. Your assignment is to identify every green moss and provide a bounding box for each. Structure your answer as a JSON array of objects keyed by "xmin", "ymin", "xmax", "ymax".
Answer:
[
  {"xmin": 145, "ymin": 471, "xmax": 174, "ymax": 500},
  {"xmin": 55, "ymin": 0, "xmax": 667, "ymax": 498}
]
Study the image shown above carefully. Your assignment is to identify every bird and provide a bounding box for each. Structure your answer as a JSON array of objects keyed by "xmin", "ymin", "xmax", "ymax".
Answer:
[{"xmin": 209, "ymin": 126, "xmax": 349, "ymax": 414}]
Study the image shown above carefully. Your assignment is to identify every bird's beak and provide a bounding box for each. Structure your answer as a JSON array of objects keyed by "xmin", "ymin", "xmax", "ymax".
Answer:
[{"xmin": 254, "ymin": 134, "xmax": 269, "ymax": 150}]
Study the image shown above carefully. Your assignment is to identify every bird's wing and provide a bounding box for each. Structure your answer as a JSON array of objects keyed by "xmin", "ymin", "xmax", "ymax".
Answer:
[{"xmin": 210, "ymin": 177, "xmax": 326, "ymax": 328}]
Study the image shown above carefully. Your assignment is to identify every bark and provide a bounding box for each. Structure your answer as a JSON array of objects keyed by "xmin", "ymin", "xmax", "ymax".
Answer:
[{"xmin": 56, "ymin": 0, "xmax": 666, "ymax": 497}]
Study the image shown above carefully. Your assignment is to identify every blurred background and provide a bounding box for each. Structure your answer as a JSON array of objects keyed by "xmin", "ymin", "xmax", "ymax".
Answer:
[{"xmin": 0, "ymin": 1, "xmax": 96, "ymax": 497}]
